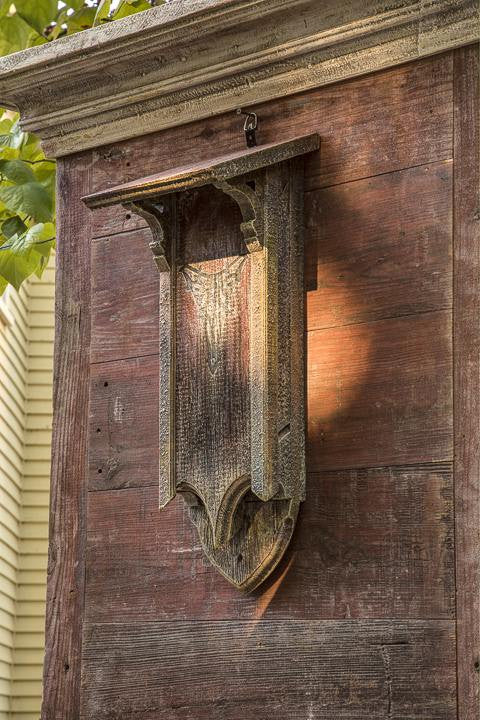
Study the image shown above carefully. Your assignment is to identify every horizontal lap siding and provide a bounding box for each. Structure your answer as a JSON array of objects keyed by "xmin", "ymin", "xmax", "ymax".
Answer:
[
  {"xmin": 82, "ymin": 620, "xmax": 456, "ymax": 720},
  {"xmin": 83, "ymin": 53, "xmax": 456, "ymax": 717},
  {"xmin": 0, "ymin": 285, "xmax": 28, "ymax": 720},
  {"xmin": 3, "ymin": 260, "xmax": 54, "ymax": 720},
  {"xmin": 86, "ymin": 464, "xmax": 454, "ymax": 622}
]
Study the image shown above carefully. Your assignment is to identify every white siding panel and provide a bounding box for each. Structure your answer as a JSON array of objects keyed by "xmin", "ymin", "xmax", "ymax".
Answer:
[{"xmin": 0, "ymin": 256, "xmax": 54, "ymax": 718}]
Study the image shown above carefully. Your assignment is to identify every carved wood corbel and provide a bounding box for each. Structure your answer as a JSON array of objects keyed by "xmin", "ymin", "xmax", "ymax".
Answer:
[{"xmin": 84, "ymin": 134, "xmax": 320, "ymax": 592}]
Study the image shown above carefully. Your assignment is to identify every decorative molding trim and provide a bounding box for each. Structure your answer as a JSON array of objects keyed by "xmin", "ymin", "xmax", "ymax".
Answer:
[{"xmin": 0, "ymin": 0, "xmax": 477, "ymax": 156}]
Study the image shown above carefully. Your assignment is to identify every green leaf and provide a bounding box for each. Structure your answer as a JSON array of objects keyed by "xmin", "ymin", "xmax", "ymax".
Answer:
[
  {"xmin": 1, "ymin": 215, "xmax": 27, "ymax": 238},
  {"xmin": 0, "ymin": 275, "xmax": 8, "ymax": 296},
  {"xmin": 93, "ymin": 0, "xmax": 111, "ymax": 25},
  {"xmin": 65, "ymin": 5, "xmax": 96, "ymax": 32},
  {"xmin": 18, "ymin": 132, "xmax": 43, "ymax": 161},
  {"xmin": 112, "ymin": 0, "xmax": 151, "ymax": 20},
  {"xmin": 14, "ymin": 0, "xmax": 59, "ymax": 36},
  {"xmin": 25, "ymin": 29, "xmax": 48, "ymax": 47},
  {"xmin": 0, "ymin": 235, "xmax": 38, "ymax": 289},
  {"xmin": 23, "ymin": 221, "xmax": 55, "ymax": 255},
  {"xmin": 0, "ymin": 223, "xmax": 55, "ymax": 289},
  {"xmin": 65, "ymin": 0, "xmax": 91, "ymax": 11},
  {"xmin": 0, "ymin": 159, "xmax": 36, "ymax": 183},
  {"xmin": 0, "ymin": 147, "xmax": 20, "ymax": 160},
  {"xmin": 0, "ymin": 0, "xmax": 12, "ymax": 17},
  {"xmin": 0, "ymin": 13, "xmax": 31, "ymax": 56},
  {"xmin": 0, "ymin": 182, "xmax": 52, "ymax": 221},
  {"xmin": 31, "ymin": 160, "xmax": 55, "ymax": 185}
]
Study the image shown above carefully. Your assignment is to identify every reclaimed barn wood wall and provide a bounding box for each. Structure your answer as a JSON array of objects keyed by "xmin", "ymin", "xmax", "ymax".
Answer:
[{"xmin": 44, "ymin": 46, "xmax": 479, "ymax": 719}]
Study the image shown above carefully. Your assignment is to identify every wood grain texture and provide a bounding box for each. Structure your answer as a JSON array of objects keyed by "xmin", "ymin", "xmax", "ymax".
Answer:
[
  {"xmin": 89, "ymin": 301, "xmax": 453, "ymax": 490},
  {"xmin": 90, "ymin": 228, "xmax": 159, "ymax": 363},
  {"xmin": 89, "ymin": 53, "xmax": 452, "ymax": 239},
  {"xmin": 89, "ymin": 306, "xmax": 453, "ymax": 491},
  {"xmin": 81, "ymin": 619, "xmax": 456, "ymax": 719},
  {"xmin": 41, "ymin": 154, "xmax": 92, "ymax": 719},
  {"xmin": 308, "ymin": 310, "xmax": 452, "ymax": 470},
  {"xmin": 83, "ymin": 134, "xmax": 319, "ymax": 208},
  {"xmin": 85, "ymin": 464, "xmax": 454, "ymax": 622},
  {"xmin": 90, "ymin": 156, "xmax": 453, "ymax": 370},
  {"xmin": 78, "ymin": 50, "xmax": 460, "ymax": 719},
  {"xmin": 89, "ymin": 355, "xmax": 159, "ymax": 490},
  {"xmin": 90, "ymin": 145, "xmax": 311, "ymax": 591},
  {"xmin": 453, "ymin": 43, "xmax": 480, "ymax": 720},
  {"xmin": 306, "ymin": 161, "xmax": 452, "ymax": 326}
]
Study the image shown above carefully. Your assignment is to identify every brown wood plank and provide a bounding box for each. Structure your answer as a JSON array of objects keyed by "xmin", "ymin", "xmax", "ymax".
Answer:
[
  {"xmin": 85, "ymin": 463, "xmax": 454, "ymax": 622},
  {"xmin": 89, "ymin": 303, "xmax": 453, "ymax": 489},
  {"xmin": 306, "ymin": 161, "xmax": 452, "ymax": 327},
  {"xmin": 41, "ymin": 155, "xmax": 92, "ymax": 720},
  {"xmin": 453, "ymin": 43, "xmax": 480, "ymax": 720},
  {"xmin": 84, "ymin": 133, "xmax": 319, "ymax": 207},
  {"xmin": 308, "ymin": 310, "xmax": 452, "ymax": 470},
  {"xmin": 91, "ymin": 203, "xmax": 146, "ymax": 239},
  {"xmin": 89, "ymin": 355, "xmax": 158, "ymax": 490},
  {"xmin": 90, "ymin": 228, "xmax": 159, "ymax": 364},
  {"xmin": 89, "ymin": 53, "xmax": 452, "ymax": 238},
  {"xmin": 81, "ymin": 619, "xmax": 456, "ymax": 719},
  {"xmin": 90, "ymin": 160, "xmax": 453, "ymax": 367}
]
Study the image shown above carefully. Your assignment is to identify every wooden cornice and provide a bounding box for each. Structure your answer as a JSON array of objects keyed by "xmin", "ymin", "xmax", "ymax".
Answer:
[{"xmin": 0, "ymin": 0, "xmax": 478, "ymax": 157}]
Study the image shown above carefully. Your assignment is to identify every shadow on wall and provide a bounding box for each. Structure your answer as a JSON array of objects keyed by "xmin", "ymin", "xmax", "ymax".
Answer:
[{"xmin": 252, "ymin": 163, "xmax": 453, "ymax": 618}]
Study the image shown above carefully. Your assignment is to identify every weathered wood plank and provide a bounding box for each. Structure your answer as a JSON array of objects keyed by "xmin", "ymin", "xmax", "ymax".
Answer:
[
  {"xmin": 90, "ymin": 228, "xmax": 159, "ymax": 364},
  {"xmin": 308, "ymin": 310, "xmax": 452, "ymax": 470},
  {"xmin": 306, "ymin": 161, "xmax": 452, "ymax": 326},
  {"xmin": 89, "ymin": 355, "xmax": 158, "ymax": 490},
  {"xmin": 90, "ymin": 161, "xmax": 453, "ymax": 367},
  {"xmin": 89, "ymin": 304, "xmax": 453, "ymax": 488},
  {"xmin": 89, "ymin": 53, "xmax": 452, "ymax": 238},
  {"xmin": 41, "ymin": 155, "xmax": 92, "ymax": 719},
  {"xmin": 453, "ymin": 43, "xmax": 480, "ymax": 720},
  {"xmin": 85, "ymin": 464, "xmax": 454, "ymax": 622},
  {"xmin": 81, "ymin": 619, "xmax": 456, "ymax": 719}
]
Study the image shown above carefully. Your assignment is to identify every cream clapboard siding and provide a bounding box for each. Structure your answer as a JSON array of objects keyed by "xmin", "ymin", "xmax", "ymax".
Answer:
[
  {"xmin": 0, "ymin": 283, "xmax": 29, "ymax": 720},
  {"xmin": 0, "ymin": 257, "xmax": 54, "ymax": 719}
]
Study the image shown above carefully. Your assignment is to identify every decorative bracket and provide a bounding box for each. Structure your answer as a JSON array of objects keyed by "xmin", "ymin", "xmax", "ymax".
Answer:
[{"xmin": 84, "ymin": 134, "xmax": 320, "ymax": 592}]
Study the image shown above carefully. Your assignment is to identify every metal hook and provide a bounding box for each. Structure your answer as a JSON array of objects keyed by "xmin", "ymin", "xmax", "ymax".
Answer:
[{"xmin": 237, "ymin": 108, "xmax": 258, "ymax": 148}]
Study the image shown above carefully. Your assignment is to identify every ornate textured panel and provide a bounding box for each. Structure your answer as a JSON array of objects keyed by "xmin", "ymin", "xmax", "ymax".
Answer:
[{"xmin": 84, "ymin": 135, "xmax": 319, "ymax": 591}]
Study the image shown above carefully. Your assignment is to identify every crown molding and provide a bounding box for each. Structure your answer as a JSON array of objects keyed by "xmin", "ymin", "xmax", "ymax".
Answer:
[{"xmin": 0, "ymin": 0, "xmax": 478, "ymax": 157}]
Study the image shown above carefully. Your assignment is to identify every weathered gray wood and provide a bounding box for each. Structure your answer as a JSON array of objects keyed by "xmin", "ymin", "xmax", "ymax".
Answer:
[
  {"xmin": 0, "ymin": 0, "xmax": 476, "ymax": 156},
  {"xmin": 81, "ymin": 619, "xmax": 456, "ymax": 719}
]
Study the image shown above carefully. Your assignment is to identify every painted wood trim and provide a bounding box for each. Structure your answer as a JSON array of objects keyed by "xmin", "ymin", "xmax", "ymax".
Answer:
[
  {"xmin": 0, "ymin": 0, "xmax": 477, "ymax": 157},
  {"xmin": 453, "ymin": 42, "xmax": 480, "ymax": 720},
  {"xmin": 41, "ymin": 158, "xmax": 91, "ymax": 720}
]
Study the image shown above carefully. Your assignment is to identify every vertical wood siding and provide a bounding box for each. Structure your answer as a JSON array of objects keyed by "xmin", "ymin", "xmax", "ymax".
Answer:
[
  {"xmin": 79, "ymin": 52, "xmax": 457, "ymax": 718},
  {"xmin": 0, "ymin": 258, "xmax": 54, "ymax": 719}
]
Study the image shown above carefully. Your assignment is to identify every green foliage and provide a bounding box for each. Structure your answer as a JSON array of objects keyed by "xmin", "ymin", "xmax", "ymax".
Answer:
[
  {"xmin": 0, "ymin": 113, "xmax": 55, "ymax": 290},
  {"xmin": 0, "ymin": 0, "xmax": 162, "ymax": 294}
]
